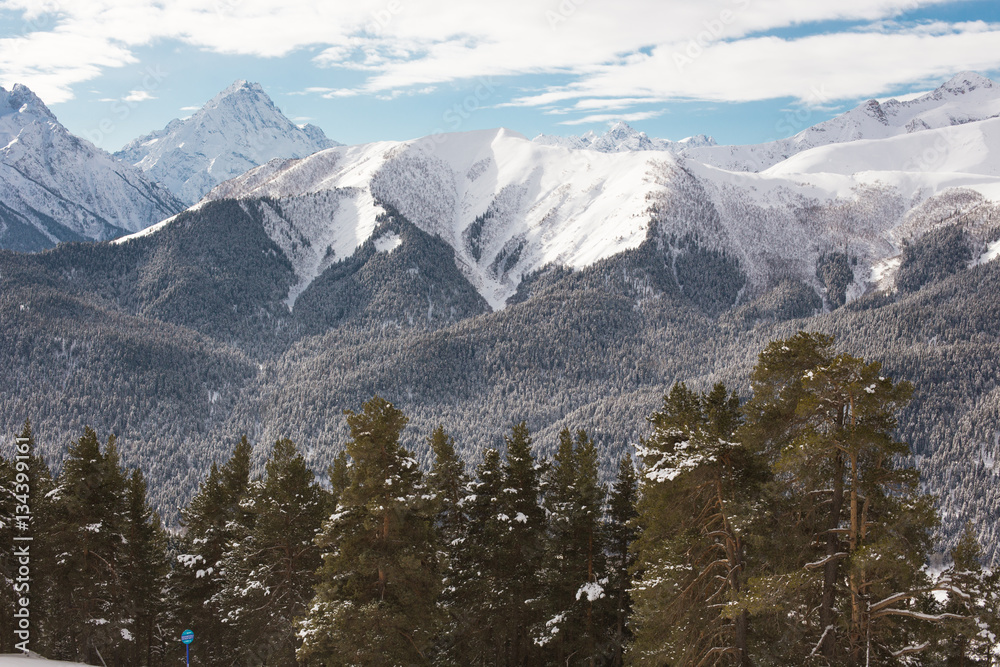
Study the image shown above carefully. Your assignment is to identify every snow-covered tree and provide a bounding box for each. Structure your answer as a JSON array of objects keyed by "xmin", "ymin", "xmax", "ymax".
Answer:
[
  {"xmin": 298, "ymin": 396, "xmax": 439, "ymax": 665},
  {"xmin": 216, "ymin": 437, "xmax": 329, "ymax": 665},
  {"xmin": 535, "ymin": 427, "xmax": 609, "ymax": 664}
]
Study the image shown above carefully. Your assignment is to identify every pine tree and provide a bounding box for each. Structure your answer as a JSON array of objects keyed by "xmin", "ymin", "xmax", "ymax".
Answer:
[
  {"xmin": 47, "ymin": 427, "xmax": 129, "ymax": 664},
  {"xmin": 298, "ymin": 396, "xmax": 439, "ymax": 665},
  {"xmin": 216, "ymin": 437, "xmax": 330, "ymax": 665},
  {"xmin": 426, "ymin": 425, "xmax": 467, "ymax": 547},
  {"xmin": 535, "ymin": 428, "xmax": 608, "ymax": 665},
  {"xmin": 172, "ymin": 435, "xmax": 254, "ymax": 667},
  {"xmin": 496, "ymin": 421, "xmax": 547, "ymax": 666},
  {"xmin": 605, "ymin": 453, "xmax": 638, "ymax": 667},
  {"xmin": 740, "ymin": 333, "xmax": 951, "ymax": 663},
  {"xmin": 119, "ymin": 468, "xmax": 169, "ymax": 666},
  {"xmin": 438, "ymin": 447, "xmax": 506, "ymax": 665},
  {"xmin": 630, "ymin": 382, "xmax": 760, "ymax": 666}
]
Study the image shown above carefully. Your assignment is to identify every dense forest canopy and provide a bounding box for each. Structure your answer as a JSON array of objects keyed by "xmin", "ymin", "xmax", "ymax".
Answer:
[{"xmin": 2, "ymin": 334, "xmax": 998, "ymax": 666}]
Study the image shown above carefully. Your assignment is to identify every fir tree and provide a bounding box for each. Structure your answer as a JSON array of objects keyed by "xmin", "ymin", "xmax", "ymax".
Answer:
[
  {"xmin": 496, "ymin": 421, "xmax": 547, "ymax": 666},
  {"xmin": 298, "ymin": 396, "xmax": 439, "ymax": 666},
  {"xmin": 426, "ymin": 425, "xmax": 467, "ymax": 547},
  {"xmin": 47, "ymin": 427, "xmax": 129, "ymax": 664},
  {"xmin": 605, "ymin": 453, "xmax": 638, "ymax": 667},
  {"xmin": 119, "ymin": 468, "xmax": 169, "ymax": 666},
  {"xmin": 438, "ymin": 447, "xmax": 506, "ymax": 665},
  {"xmin": 630, "ymin": 382, "xmax": 758, "ymax": 667},
  {"xmin": 172, "ymin": 435, "xmax": 255, "ymax": 667},
  {"xmin": 535, "ymin": 428, "xmax": 608, "ymax": 665},
  {"xmin": 216, "ymin": 437, "xmax": 329, "ymax": 665}
]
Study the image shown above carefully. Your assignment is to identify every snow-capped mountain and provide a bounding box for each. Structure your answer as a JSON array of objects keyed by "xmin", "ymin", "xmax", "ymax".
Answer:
[
  {"xmin": 0, "ymin": 84, "xmax": 184, "ymax": 252},
  {"xmin": 685, "ymin": 71, "xmax": 1000, "ymax": 172},
  {"xmin": 123, "ymin": 90, "xmax": 1000, "ymax": 312},
  {"xmin": 116, "ymin": 80, "xmax": 341, "ymax": 204},
  {"xmin": 534, "ymin": 120, "xmax": 716, "ymax": 153}
]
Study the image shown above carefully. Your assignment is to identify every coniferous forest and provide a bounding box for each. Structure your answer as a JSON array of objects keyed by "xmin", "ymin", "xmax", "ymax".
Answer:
[{"xmin": 2, "ymin": 333, "xmax": 999, "ymax": 666}]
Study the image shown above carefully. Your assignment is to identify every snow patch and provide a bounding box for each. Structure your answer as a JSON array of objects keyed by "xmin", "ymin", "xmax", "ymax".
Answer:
[{"xmin": 374, "ymin": 231, "xmax": 402, "ymax": 253}]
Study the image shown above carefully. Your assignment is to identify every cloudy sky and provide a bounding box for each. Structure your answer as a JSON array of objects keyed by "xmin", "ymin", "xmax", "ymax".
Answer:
[{"xmin": 1, "ymin": 0, "xmax": 999, "ymax": 150}]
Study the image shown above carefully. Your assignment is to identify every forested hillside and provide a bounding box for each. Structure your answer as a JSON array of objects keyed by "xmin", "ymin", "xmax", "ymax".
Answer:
[
  {"xmin": 3, "ymin": 336, "xmax": 997, "ymax": 665},
  {"xmin": 1, "ymin": 194, "xmax": 1000, "ymax": 567}
]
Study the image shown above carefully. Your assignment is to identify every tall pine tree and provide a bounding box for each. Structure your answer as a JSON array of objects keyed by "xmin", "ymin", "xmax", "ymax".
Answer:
[
  {"xmin": 298, "ymin": 396, "xmax": 439, "ymax": 665},
  {"xmin": 535, "ymin": 428, "xmax": 608, "ymax": 665},
  {"xmin": 172, "ymin": 436, "xmax": 255, "ymax": 667},
  {"xmin": 605, "ymin": 453, "xmax": 638, "ymax": 667},
  {"xmin": 216, "ymin": 437, "xmax": 330, "ymax": 665}
]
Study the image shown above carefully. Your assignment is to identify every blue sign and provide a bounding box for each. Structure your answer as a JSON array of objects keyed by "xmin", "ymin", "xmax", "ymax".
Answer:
[{"xmin": 181, "ymin": 629, "xmax": 194, "ymax": 645}]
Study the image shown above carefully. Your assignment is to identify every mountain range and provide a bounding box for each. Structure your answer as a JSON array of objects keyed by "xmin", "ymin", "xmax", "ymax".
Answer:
[
  {"xmin": 0, "ymin": 84, "xmax": 183, "ymax": 252},
  {"xmin": 115, "ymin": 80, "xmax": 340, "ymax": 205},
  {"xmin": 1, "ymin": 72, "xmax": 999, "ymax": 563}
]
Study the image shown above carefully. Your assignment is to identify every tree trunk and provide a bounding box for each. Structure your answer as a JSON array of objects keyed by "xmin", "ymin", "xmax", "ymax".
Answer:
[{"xmin": 821, "ymin": 450, "xmax": 845, "ymax": 660}]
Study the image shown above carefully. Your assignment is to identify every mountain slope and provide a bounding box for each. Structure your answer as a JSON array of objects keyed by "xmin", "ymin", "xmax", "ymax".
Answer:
[
  {"xmin": 684, "ymin": 71, "xmax": 1000, "ymax": 172},
  {"xmin": 124, "ymin": 115, "xmax": 1000, "ymax": 315},
  {"xmin": 0, "ymin": 84, "xmax": 184, "ymax": 252},
  {"xmin": 116, "ymin": 80, "xmax": 341, "ymax": 204}
]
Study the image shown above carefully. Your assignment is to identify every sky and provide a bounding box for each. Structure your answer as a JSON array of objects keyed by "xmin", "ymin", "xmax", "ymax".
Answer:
[{"xmin": 1, "ymin": 0, "xmax": 1000, "ymax": 152}]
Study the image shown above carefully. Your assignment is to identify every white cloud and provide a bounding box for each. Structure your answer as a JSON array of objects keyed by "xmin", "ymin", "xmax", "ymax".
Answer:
[
  {"xmin": 559, "ymin": 110, "xmax": 665, "ymax": 126},
  {"xmin": 124, "ymin": 89, "xmax": 155, "ymax": 102},
  {"xmin": 0, "ymin": 0, "xmax": 997, "ymax": 116},
  {"xmin": 179, "ymin": 105, "xmax": 200, "ymax": 111}
]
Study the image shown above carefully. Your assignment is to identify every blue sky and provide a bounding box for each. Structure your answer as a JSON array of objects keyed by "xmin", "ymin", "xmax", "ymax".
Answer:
[{"xmin": 2, "ymin": 0, "xmax": 1000, "ymax": 151}]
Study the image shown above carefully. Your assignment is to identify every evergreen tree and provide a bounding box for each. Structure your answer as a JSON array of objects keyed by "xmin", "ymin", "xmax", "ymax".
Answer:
[
  {"xmin": 298, "ymin": 396, "xmax": 439, "ymax": 665},
  {"xmin": 426, "ymin": 425, "xmax": 467, "ymax": 547},
  {"xmin": 47, "ymin": 427, "xmax": 129, "ymax": 664},
  {"xmin": 172, "ymin": 435, "xmax": 254, "ymax": 667},
  {"xmin": 535, "ymin": 428, "xmax": 608, "ymax": 665},
  {"xmin": 216, "ymin": 437, "xmax": 329, "ymax": 665},
  {"xmin": 119, "ymin": 468, "xmax": 169, "ymax": 666},
  {"xmin": 496, "ymin": 421, "xmax": 547, "ymax": 666},
  {"xmin": 740, "ymin": 333, "xmax": 952, "ymax": 664},
  {"xmin": 438, "ymin": 447, "xmax": 506, "ymax": 665},
  {"xmin": 425, "ymin": 425, "xmax": 470, "ymax": 663},
  {"xmin": 630, "ymin": 382, "xmax": 759, "ymax": 667},
  {"xmin": 605, "ymin": 453, "xmax": 638, "ymax": 667}
]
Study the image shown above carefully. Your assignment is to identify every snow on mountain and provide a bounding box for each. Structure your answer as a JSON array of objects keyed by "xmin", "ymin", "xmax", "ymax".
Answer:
[
  {"xmin": 115, "ymin": 80, "xmax": 341, "ymax": 205},
  {"xmin": 114, "ymin": 71, "xmax": 1000, "ymax": 311},
  {"xmin": 533, "ymin": 121, "xmax": 716, "ymax": 154},
  {"xmin": 0, "ymin": 84, "xmax": 185, "ymax": 252},
  {"xmin": 188, "ymin": 128, "xmax": 662, "ymax": 309},
  {"xmin": 684, "ymin": 71, "xmax": 1000, "ymax": 172}
]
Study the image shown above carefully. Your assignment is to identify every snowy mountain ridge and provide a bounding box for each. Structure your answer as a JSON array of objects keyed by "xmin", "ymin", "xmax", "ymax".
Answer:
[
  {"xmin": 121, "ymin": 89, "xmax": 1000, "ymax": 312},
  {"xmin": 0, "ymin": 83, "xmax": 184, "ymax": 252},
  {"xmin": 684, "ymin": 71, "xmax": 1000, "ymax": 172},
  {"xmin": 534, "ymin": 120, "xmax": 716, "ymax": 153},
  {"xmin": 115, "ymin": 80, "xmax": 341, "ymax": 205}
]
